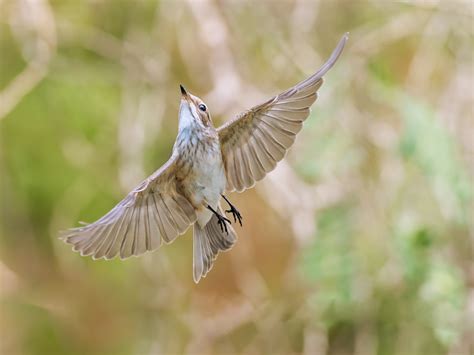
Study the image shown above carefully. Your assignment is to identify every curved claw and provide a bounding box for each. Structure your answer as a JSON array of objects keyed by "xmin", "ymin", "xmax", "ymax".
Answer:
[
  {"xmin": 226, "ymin": 207, "xmax": 243, "ymax": 227},
  {"xmin": 221, "ymin": 195, "xmax": 243, "ymax": 227},
  {"xmin": 217, "ymin": 214, "xmax": 231, "ymax": 234}
]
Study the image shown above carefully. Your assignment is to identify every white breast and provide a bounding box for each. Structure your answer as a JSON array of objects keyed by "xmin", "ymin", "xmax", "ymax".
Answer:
[
  {"xmin": 174, "ymin": 111, "xmax": 226, "ymax": 227},
  {"xmin": 193, "ymin": 144, "xmax": 226, "ymax": 226}
]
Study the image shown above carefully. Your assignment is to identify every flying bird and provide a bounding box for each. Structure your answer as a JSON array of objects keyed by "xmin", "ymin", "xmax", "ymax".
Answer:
[{"xmin": 62, "ymin": 33, "xmax": 348, "ymax": 283}]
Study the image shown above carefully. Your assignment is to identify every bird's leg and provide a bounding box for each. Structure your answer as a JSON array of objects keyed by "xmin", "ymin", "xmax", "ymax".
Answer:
[
  {"xmin": 207, "ymin": 205, "xmax": 231, "ymax": 234},
  {"xmin": 221, "ymin": 195, "xmax": 243, "ymax": 226}
]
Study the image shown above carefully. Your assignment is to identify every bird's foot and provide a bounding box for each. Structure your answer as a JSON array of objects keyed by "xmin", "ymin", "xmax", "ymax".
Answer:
[
  {"xmin": 207, "ymin": 205, "xmax": 231, "ymax": 234},
  {"xmin": 225, "ymin": 205, "xmax": 242, "ymax": 226},
  {"xmin": 221, "ymin": 195, "xmax": 243, "ymax": 226},
  {"xmin": 216, "ymin": 214, "xmax": 232, "ymax": 234}
]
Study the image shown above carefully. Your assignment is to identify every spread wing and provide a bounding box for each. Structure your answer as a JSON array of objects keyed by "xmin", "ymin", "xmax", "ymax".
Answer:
[
  {"xmin": 62, "ymin": 152, "xmax": 197, "ymax": 260},
  {"xmin": 218, "ymin": 33, "xmax": 348, "ymax": 192}
]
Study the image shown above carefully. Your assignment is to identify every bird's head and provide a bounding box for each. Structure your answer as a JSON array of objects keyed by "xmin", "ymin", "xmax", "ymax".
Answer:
[{"xmin": 178, "ymin": 85, "xmax": 212, "ymax": 131}]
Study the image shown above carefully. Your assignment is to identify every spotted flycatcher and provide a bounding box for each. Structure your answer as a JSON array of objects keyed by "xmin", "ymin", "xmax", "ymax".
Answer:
[{"xmin": 62, "ymin": 33, "xmax": 348, "ymax": 282}]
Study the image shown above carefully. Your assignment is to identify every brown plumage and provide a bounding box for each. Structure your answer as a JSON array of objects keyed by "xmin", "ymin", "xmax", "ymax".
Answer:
[{"xmin": 62, "ymin": 33, "xmax": 348, "ymax": 282}]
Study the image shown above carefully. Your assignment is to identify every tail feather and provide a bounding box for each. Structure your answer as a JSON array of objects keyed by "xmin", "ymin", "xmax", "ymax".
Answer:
[{"xmin": 193, "ymin": 204, "xmax": 237, "ymax": 283}]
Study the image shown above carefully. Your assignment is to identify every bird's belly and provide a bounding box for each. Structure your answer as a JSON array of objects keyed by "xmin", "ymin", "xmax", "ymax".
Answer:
[{"xmin": 193, "ymin": 151, "xmax": 226, "ymax": 226}]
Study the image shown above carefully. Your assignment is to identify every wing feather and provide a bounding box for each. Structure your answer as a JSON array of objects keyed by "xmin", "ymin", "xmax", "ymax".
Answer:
[
  {"xmin": 105, "ymin": 203, "xmax": 133, "ymax": 259},
  {"xmin": 246, "ymin": 140, "xmax": 266, "ymax": 181},
  {"xmin": 121, "ymin": 203, "xmax": 138, "ymax": 258},
  {"xmin": 250, "ymin": 134, "xmax": 275, "ymax": 172},
  {"xmin": 218, "ymin": 33, "xmax": 348, "ymax": 192},
  {"xmin": 62, "ymin": 153, "xmax": 197, "ymax": 259}
]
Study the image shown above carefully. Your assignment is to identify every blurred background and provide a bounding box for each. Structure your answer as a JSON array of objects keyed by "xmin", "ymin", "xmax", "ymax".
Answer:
[{"xmin": 1, "ymin": 0, "xmax": 473, "ymax": 354}]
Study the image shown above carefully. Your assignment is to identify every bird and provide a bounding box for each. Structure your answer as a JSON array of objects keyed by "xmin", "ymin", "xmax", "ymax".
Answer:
[{"xmin": 62, "ymin": 33, "xmax": 348, "ymax": 283}]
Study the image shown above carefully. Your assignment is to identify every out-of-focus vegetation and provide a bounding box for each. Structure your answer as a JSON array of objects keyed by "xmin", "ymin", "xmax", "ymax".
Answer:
[{"xmin": 1, "ymin": 0, "xmax": 472, "ymax": 354}]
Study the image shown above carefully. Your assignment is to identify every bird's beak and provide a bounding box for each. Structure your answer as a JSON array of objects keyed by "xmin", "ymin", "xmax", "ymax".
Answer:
[{"xmin": 180, "ymin": 84, "xmax": 189, "ymax": 99}]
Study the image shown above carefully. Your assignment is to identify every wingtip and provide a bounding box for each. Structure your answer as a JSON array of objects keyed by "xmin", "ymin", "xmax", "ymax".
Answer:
[
  {"xmin": 58, "ymin": 231, "xmax": 68, "ymax": 241},
  {"xmin": 337, "ymin": 32, "xmax": 349, "ymax": 50},
  {"xmin": 340, "ymin": 32, "xmax": 350, "ymax": 46},
  {"xmin": 310, "ymin": 32, "xmax": 349, "ymax": 79}
]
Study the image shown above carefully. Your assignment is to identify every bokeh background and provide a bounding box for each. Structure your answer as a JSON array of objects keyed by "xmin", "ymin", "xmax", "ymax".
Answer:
[{"xmin": 1, "ymin": 0, "xmax": 473, "ymax": 354}]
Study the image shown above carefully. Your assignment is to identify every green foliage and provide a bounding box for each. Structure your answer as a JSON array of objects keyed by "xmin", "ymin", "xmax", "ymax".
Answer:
[{"xmin": 397, "ymin": 94, "xmax": 472, "ymax": 224}]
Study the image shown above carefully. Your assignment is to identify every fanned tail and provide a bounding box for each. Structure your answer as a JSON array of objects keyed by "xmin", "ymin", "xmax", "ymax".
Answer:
[{"xmin": 193, "ymin": 204, "xmax": 237, "ymax": 283}]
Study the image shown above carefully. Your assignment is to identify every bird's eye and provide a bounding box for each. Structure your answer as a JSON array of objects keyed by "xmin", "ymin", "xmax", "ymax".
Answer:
[{"xmin": 198, "ymin": 104, "xmax": 207, "ymax": 112}]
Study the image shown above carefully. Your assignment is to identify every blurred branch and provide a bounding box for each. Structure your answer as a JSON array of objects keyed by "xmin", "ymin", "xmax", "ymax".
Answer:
[
  {"xmin": 185, "ymin": 300, "xmax": 255, "ymax": 353},
  {"xmin": 185, "ymin": 0, "xmax": 242, "ymax": 111},
  {"xmin": 260, "ymin": 161, "xmax": 353, "ymax": 244},
  {"xmin": 405, "ymin": 9, "xmax": 448, "ymax": 94},
  {"xmin": 57, "ymin": 20, "xmax": 165, "ymax": 84},
  {"xmin": 303, "ymin": 327, "xmax": 327, "ymax": 355},
  {"xmin": 0, "ymin": 62, "xmax": 47, "ymax": 120},
  {"xmin": 0, "ymin": 0, "xmax": 56, "ymax": 120}
]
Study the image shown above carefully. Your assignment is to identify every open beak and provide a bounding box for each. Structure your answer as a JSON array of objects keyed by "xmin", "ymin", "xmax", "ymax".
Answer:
[{"xmin": 180, "ymin": 84, "xmax": 189, "ymax": 99}]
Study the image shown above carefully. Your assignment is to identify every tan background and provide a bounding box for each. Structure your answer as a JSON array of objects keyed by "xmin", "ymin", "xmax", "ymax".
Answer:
[{"xmin": 0, "ymin": 1, "xmax": 472, "ymax": 354}]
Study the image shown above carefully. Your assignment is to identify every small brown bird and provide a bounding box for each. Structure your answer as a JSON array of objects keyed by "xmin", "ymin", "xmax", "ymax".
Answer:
[{"xmin": 62, "ymin": 33, "xmax": 348, "ymax": 282}]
